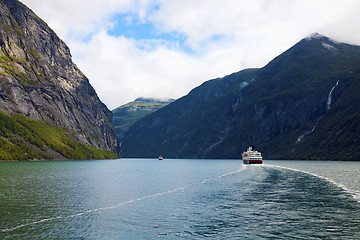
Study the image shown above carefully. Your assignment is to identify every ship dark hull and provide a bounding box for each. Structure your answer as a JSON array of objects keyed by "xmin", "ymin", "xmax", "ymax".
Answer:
[{"xmin": 243, "ymin": 159, "xmax": 263, "ymax": 164}]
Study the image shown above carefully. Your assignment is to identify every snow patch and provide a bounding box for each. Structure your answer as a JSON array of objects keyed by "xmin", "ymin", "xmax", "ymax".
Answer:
[
  {"xmin": 305, "ymin": 32, "xmax": 324, "ymax": 40},
  {"xmin": 241, "ymin": 81, "xmax": 249, "ymax": 88},
  {"xmin": 322, "ymin": 42, "xmax": 338, "ymax": 51},
  {"xmin": 305, "ymin": 33, "xmax": 341, "ymax": 46}
]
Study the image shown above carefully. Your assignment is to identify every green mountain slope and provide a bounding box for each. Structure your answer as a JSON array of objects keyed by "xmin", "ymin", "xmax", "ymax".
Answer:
[
  {"xmin": 112, "ymin": 97, "xmax": 174, "ymax": 140},
  {"xmin": 122, "ymin": 33, "xmax": 360, "ymax": 160},
  {"xmin": 0, "ymin": 111, "xmax": 117, "ymax": 160}
]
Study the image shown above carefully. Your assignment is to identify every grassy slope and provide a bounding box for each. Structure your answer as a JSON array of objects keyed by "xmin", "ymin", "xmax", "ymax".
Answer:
[
  {"xmin": 113, "ymin": 98, "xmax": 174, "ymax": 139},
  {"xmin": 0, "ymin": 111, "xmax": 118, "ymax": 160}
]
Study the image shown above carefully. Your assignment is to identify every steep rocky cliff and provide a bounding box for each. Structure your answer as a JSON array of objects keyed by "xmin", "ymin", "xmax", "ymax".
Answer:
[
  {"xmin": 122, "ymin": 33, "xmax": 360, "ymax": 160},
  {"xmin": 0, "ymin": 0, "xmax": 119, "ymax": 158}
]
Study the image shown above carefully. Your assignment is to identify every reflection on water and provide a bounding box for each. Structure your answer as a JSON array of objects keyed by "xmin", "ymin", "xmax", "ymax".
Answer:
[{"xmin": 1, "ymin": 159, "xmax": 360, "ymax": 239}]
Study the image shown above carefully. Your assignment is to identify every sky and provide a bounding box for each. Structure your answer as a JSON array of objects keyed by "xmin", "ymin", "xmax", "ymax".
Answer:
[{"xmin": 21, "ymin": 0, "xmax": 360, "ymax": 109}]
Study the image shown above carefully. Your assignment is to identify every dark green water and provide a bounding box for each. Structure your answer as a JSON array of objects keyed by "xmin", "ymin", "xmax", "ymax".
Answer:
[{"xmin": 0, "ymin": 159, "xmax": 359, "ymax": 239}]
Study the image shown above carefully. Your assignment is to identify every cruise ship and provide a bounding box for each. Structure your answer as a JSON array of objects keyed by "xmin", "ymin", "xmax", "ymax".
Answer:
[{"xmin": 242, "ymin": 146, "xmax": 263, "ymax": 164}]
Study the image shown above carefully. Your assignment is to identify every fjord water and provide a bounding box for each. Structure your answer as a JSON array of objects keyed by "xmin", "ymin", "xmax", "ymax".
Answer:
[{"xmin": 1, "ymin": 160, "xmax": 359, "ymax": 239}]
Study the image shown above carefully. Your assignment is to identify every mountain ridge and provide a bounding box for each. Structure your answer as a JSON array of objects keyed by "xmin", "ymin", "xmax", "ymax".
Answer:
[
  {"xmin": 113, "ymin": 97, "xmax": 174, "ymax": 141},
  {"xmin": 121, "ymin": 33, "xmax": 360, "ymax": 160}
]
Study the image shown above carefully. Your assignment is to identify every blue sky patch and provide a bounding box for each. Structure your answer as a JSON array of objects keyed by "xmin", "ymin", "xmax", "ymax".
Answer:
[{"xmin": 107, "ymin": 13, "xmax": 194, "ymax": 53}]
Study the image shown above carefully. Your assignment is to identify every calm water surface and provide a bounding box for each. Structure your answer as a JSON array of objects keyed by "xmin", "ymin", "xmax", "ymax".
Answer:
[{"xmin": 0, "ymin": 159, "xmax": 359, "ymax": 239}]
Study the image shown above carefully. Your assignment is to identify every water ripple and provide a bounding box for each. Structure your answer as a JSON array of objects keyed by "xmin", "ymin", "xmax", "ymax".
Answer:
[
  {"xmin": 265, "ymin": 164, "xmax": 360, "ymax": 203},
  {"xmin": 1, "ymin": 166, "xmax": 246, "ymax": 233}
]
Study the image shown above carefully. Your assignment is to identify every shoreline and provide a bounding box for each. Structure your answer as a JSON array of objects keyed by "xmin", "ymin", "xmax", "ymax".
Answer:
[
  {"xmin": 0, "ymin": 158, "xmax": 359, "ymax": 162},
  {"xmin": 0, "ymin": 158, "xmax": 121, "ymax": 162}
]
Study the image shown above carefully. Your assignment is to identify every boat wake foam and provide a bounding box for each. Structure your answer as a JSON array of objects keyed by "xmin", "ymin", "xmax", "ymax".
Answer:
[
  {"xmin": 266, "ymin": 164, "xmax": 360, "ymax": 203},
  {"xmin": 1, "ymin": 165, "xmax": 247, "ymax": 233}
]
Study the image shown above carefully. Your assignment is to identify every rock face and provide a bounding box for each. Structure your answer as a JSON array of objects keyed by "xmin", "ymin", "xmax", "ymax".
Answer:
[
  {"xmin": 122, "ymin": 33, "xmax": 360, "ymax": 160},
  {"xmin": 0, "ymin": 0, "xmax": 119, "ymax": 155}
]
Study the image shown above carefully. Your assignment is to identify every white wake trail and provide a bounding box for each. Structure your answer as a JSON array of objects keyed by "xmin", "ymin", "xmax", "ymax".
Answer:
[
  {"xmin": 1, "ymin": 166, "xmax": 246, "ymax": 233},
  {"xmin": 266, "ymin": 164, "xmax": 360, "ymax": 203}
]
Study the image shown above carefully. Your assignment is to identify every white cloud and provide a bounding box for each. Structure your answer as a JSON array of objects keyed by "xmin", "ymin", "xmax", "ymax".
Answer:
[
  {"xmin": 70, "ymin": 31, "xmax": 243, "ymax": 109},
  {"xmin": 21, "ymin": 0, "xmax": 152, "ymax": 39},
  {"xmin": 21, "ymin": 0, "xmax": 360, "ymax": 109}
]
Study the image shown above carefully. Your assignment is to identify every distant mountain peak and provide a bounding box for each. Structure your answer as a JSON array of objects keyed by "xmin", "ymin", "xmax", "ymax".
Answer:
[
  {"xmin": 305, "ymin": 32, "xmax": 325, "ymax": 40},
  {"xmin": 135, "ymin": 97, "xmax": 175, "ymax": 104},
  {"xmin": 304, "ymin": 32, "xmax": 340, "ymax": 45},
  {"xmin": 112, "ymin": 97, "xmax": 174, "ymax": 140}
]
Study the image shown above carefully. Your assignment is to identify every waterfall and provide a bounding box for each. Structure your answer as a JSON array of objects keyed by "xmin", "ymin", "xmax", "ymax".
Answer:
[{"xmin": 327, "ymin": 81, "xmax": 339, "ymax": 111}]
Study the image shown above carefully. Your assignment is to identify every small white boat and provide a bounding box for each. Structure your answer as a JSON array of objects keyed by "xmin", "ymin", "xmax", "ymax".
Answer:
[
  {"xmin": 242, "ymin": 146, "xmax": 263, "ymax": 164},
  {"xmin": 158, "ymin": 155, "xmax": 163, "ymax": 160}
]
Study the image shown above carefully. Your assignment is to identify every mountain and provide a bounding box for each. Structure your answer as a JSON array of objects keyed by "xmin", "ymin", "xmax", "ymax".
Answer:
[
  {"xmin": 122, "ymin": 33, "xmax": 360, "ymax": 160},
  {"xmin": 0, "ymin": 0, "xmax": 119, "ymax": 160},
  {"xmin": 112, "ymin": 97, "xmax": 174, "ymax": 141}
]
